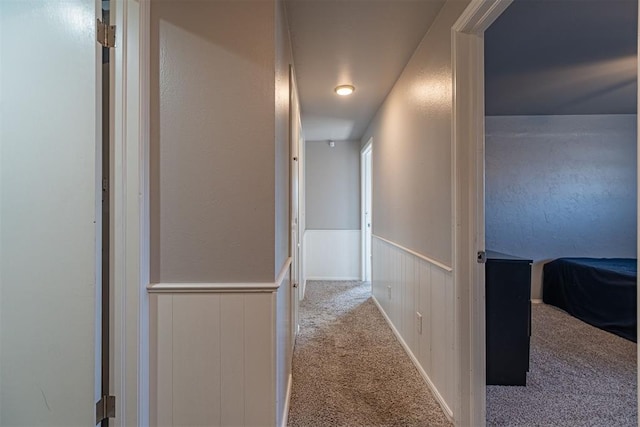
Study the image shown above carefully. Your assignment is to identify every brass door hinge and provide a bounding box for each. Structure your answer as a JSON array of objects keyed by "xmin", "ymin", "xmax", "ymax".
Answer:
[
  {"xmin": 97, "ymin": 19, "xmax": 116, "ymax": 48},
  {"xmin": 96, "ymin": 395, "xmax": 115, "ymax": 424}
]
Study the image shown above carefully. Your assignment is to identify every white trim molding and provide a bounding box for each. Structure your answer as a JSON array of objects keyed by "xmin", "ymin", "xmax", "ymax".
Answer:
[
  {"xmin": 361, "ymin": 138, "xmax": 373, "ymax": 281},
  {"xmin": 280, "ymin": 374, "xmax": 293, "ymax": 427},
  {"xmin": 111, "ymin": 0, "xmax": 150, "ymax": 425},
  {"xmin": 373, "ymin": 234, "xmax": 453, "ymax": 272},
  {"xmin": 451, "ymin": 1, "xmax": 512, "ymax": 426},
  {"xmin": 372, "ymin": 297, "xmax": 453, "ymax": 421},
  {"xmin": 147, "ymin": 257, "xmax": 292, "ymax": 294},
  {"xmin": 453, "ymin": 0, "xmax": 513, "ymax": 34},
  {"xmin": 148, "ymin": 283, "xmax": 281, "ymax": 294}
]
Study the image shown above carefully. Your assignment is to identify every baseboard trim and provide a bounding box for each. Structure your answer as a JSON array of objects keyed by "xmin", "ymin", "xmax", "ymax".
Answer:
[
  {"xmin": 531, "ymin": 298, "xmax": 543, "ymax": 304},
  {"xmin": 306, "ymin": 276, "xmax": 360, "ymax": 281},
  {"xmin": 281, "ymin": 373, "xmax": 293, "ymax": 427},
  {"xmin": 372, "ymin": 295, "xmax": 454, "ymax": 422}
]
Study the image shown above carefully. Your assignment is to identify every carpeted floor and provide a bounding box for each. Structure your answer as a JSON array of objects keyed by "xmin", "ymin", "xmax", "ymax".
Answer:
[
  {"xmin": 287, "ymin": 280, "xmax": 452, "ymax": 427},
  {"xmin": 487, "ymin": 303, "xmax": 637, "ymax": 426}
]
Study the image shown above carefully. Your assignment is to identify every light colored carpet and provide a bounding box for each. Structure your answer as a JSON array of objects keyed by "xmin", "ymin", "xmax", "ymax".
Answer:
[
  {"xmin": 487, "ymin": 303, "xmax": 637, "ymax": 426},
  {"xmin": 287, "ymin": 280, "xmax": 452, "ymax": 427}
]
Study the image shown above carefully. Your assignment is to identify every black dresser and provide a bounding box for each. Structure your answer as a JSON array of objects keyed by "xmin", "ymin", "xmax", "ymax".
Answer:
[{"xmin": 485, "ymin": 250, "xmax": 532, "ymax": 386}]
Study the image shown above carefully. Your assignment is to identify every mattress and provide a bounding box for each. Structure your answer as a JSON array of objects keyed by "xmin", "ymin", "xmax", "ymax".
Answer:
[{"xmin": 543, "ymin": 258, "xmax": 637, "ymax": 342}]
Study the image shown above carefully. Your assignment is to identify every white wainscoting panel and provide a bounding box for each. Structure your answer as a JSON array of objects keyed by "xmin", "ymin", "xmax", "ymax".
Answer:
[
  {"xmin": 151, "ymin": 292, "xmax": 277, "ymax": 426},
  {"xmin": 149, "ymin": 259, "xmax": 292, "ymax": 427},
  {"xmin": 304, "ymin": 229, "xmax": 361, "ymax": 280},
  {"xmin": 372, "ymin": 236, "xmax": 455, "ymax": 419}
]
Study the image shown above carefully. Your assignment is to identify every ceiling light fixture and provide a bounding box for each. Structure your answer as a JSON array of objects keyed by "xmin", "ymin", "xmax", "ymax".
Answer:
[{"xmin": 335, "ymin": 84, "xmax": 355, "ymax": 96}]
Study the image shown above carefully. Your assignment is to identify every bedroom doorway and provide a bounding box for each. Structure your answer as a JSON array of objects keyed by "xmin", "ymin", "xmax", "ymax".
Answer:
[
  {"xmin": 290, "ymin": 64, "xmax": 302, "ymax": 338},
  {"xmin": 361, "ymin": 139, "xmax": 373, "ymax": 283},
  {"xmin": 451, "ymin": 0, "xmax": 638, "ymax": 424},
  {"xmin": 483, "ymin": 1, "xmax": 638, "ymax": 425}
]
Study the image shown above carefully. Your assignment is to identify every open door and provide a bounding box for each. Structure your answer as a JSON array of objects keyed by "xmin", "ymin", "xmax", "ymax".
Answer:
[
  {"xmin": 0, "ymin": 1, "xmax": 106, "ymax": 424},
  {"xmin": 290, "ymin": 65, "xmax": 302, "ymax": 339},
  {"xmin": 361, "ymin": 140, "xmax": 373, "ymax": 282}
]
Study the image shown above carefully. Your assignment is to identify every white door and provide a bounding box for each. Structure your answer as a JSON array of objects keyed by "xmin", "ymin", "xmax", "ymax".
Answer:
[
  {"xmin": 298, "ymin": 131, "xmax": 306, "ymax": 301},
  {"xmin": 291, "ymin": 143, "xmax": 300, "ymax": 338},
  {"xmin": 362, "ymin": 143, "xmax": 373, "ymax": 282},
  {"xmin": 0, "ymin": 2, "xmax": 102, "ymax": 425},
  {"xmin": 290, "ymin": 65, "xmax": 301, "ymax": 339}
]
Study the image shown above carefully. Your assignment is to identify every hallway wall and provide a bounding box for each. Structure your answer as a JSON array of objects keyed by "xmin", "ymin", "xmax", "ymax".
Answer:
[
  {"xmin": 306, "ymin": 140, "xmax": 360, "ymax": 230},
  {"xmin": 148, "ymin": 1, "xmax": 294, "ymax": 425},
  {"xmin": 373, "ymin": 237, "xmax": 455, "ymax": 417},
  {"xmin": 360, "ymin": 0, "xmax": 468, "ymax": 266},
  {"xmin": 150, "ymin": 0, "xmax": 276, "ymax": 284},
  {"xmin": 361, "ymin": 0, "xmax": 471, "ymax": 421},
  {"xmin": 305, "ymin": 140, "xmax": 361, "ymax": 280}
]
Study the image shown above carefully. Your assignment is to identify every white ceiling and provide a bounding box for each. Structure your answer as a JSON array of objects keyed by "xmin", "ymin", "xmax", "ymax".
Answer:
[
  {"xmin": 285, "ymin": 0, "xmax": 446, "ymax": 142},
  {"xmin": 287, "ymin": 0, "xmax": 638, "ymax": 138}
]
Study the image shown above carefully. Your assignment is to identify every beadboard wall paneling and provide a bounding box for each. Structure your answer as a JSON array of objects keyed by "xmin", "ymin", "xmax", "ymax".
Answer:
[
  {"xmin": 304, "ymin": 229, "xmax": 361, "ymax": 280},
  {"xmin": 151, "ymin": 292, "xmax": 276, "ymax": 426},
  {"xmin": 372, "ymin": 236, "xmax": 455, "ymax": 419}
]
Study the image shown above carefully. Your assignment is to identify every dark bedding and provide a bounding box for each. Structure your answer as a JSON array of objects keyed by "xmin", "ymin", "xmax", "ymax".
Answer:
[{"xmin": 543, "ymin": 258, "xmax": 637, "ymax": 342}]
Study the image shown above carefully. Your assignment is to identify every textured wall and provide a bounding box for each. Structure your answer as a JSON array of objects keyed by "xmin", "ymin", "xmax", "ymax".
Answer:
[
  {"xmin": 149, "ymin": 1, "xmax": 294, "ymax": 425},
  {"xmin": 150, "ymin": 1, "xmax": 276, "ymax": 282},
  {"xmin": 485, "ymin": 115, "xmax": 637, "ymax": 299},
  {"xmin": 275, "ymin": 0, "xmax": 291, "ymax": 274},
  {"xmin": 306, "ymin": 140, "xmax": 361, "ymax": 230},
  {"xmin": 360, "ymin": 0, "xmax": 471, "ymax": 267}
]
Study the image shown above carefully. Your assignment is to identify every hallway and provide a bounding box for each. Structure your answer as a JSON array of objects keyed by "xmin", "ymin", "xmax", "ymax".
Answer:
[{"xmin": 287, "ymin": 281, "xmax": 451, "ymax": 427}]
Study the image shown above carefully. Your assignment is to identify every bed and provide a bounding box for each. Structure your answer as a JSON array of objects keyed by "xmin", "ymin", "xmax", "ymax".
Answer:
[{"xmin": 543, "ymin": 258, "xmax": 637, "ymax": 342}]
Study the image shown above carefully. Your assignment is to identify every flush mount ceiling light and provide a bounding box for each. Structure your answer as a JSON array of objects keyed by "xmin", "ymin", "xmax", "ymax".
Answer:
[{"xmin": 334, "ymin": 84, "xmax": 355, "ymax": 96}]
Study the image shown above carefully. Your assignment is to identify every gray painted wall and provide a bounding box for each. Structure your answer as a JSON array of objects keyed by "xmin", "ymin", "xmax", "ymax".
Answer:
[
  {"xmin": 150, "ymin": 1, "xmax": 278, "ymax": 283},
  {"xmin": 305, "ymin": 140, "xmax": 360, "ymax": 230},
  {"xmin": 485, "ymin": 115, "xmax": 637, "ymax": 299},
  {"xmin": 149, "ymin": 3, "xmax": 294, "ymax": 423},
  {"xmin": 360, "ymin": 0, "xmax": 471, "ymax": 266},
  {"xmin": 275, "ymin": 0, "xmax": 292, "ymax": 276}
]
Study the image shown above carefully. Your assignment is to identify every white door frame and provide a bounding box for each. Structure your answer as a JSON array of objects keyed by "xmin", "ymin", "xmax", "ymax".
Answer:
[
  {"xmin": 452, "ymin": 0, "xmax": 640, "ymax": 426},
  {"xmin": 298, "ymin": 129, "xmax": 306, "ymax": 300},
  {"xmin": 111, "ymin": 0, "xmax": 149, "ymax": 425},
  {"xmin": 360, "ymin": 138, "xmax": 373, "ymax": 281},
  {"xmin": 451, "ymin": 1, "xmax": 512, "ymax": 426},
  {"xmin": 454, "ymin": 3, "xmax": 640, "ymax": 426},
  {"xmin": 290, "ymin": 64, "xmax": 302, "ymax": 338}
]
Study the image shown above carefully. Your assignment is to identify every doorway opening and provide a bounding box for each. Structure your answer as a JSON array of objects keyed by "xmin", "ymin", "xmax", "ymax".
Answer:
[
  {"xmin": 451, "ymin": 0, "xmax": 638, "ymax": 425},
  {"xmin": 290, "ymin": 64, "xmax": 302, "ymax": 339},
  {"xmin": 483, "ymin": 1, "xmax": 638, "ymax": 424},
  {"xmin": 361, "ymin": 139, "xmax": 373, "ymax": 283},
  {"xmin": 100, "ymin": 1, "xmax": 113, "ymax": 425}
]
